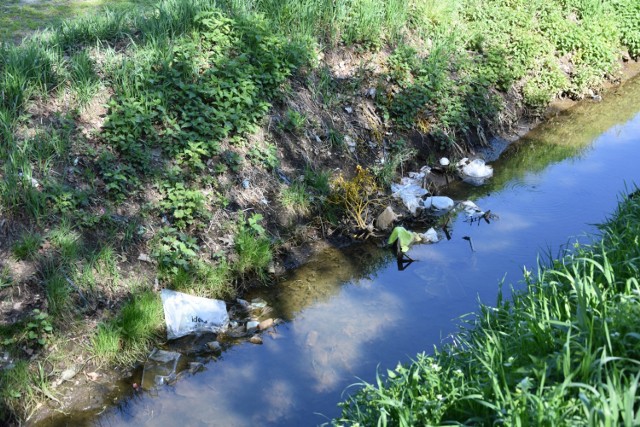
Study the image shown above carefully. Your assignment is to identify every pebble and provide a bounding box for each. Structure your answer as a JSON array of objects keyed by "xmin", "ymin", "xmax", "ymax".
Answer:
[{"xmin": 249, "ymin": 335, "xmax": 263, "ymax": 345}]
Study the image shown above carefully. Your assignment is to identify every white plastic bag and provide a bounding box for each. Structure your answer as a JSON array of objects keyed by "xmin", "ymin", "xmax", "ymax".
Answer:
[
  {"xmin": 391, "ymin": 176, "xmax": 429, "ymax": 215},
  {"xmin": 161, "ymin": 289, "xmax": 229, "ymax": 340},
  {"xmin": 459, "ymin": 159, "xmax": 493, "ymax": 185},
  {"xmin": 423, "ymin": 196, "xmax": 454, "ymax": 211}
]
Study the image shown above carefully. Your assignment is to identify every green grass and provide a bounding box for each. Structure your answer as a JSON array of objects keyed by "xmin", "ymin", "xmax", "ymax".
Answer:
[
  {"xmin": 280, "ymin": 182, "xmax": 312, "ymax": 215},
  {"xmin": 90, "ymin": 290, "xmax": 164, "ymax": 365},
  {"xmin": 0, "ymin": 361, "xmax": 50, "ymax": 423},
  {"xmin": 47, "ymin": 220, "xmax": 82, "ymax": 261},
  {"xmin": 11, "ymin": 231, "xmax": 42, "ymax": 260},
  {"xmin": 234, "ymin": 223, "xmax": 272, "ymax": 281},
  {"xmin": 0, "ymin": 0, "xmax": 157, "ymax": 42},
  {"xmin": 333, "ymin": 191, "xmax": 640, "ymax": 425}
]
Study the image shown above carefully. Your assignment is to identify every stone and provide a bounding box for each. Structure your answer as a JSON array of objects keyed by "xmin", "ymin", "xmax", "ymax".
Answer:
[
  {"xmin": 249, "ymin": 335, "xmax": 263, "ymax": 345},
  {"xmin": 439, "ymin": 157, "xmax": 450, "ymax": 166},
  {"xmin": 206, "ymin": 341, "xmax": 222, "ymax": 354},
  {"xmin": 376, "ymin": 206, "xmax": 400, "ymax": 231},
  {"xmin": 137, "ymin": 253, "xmax": 152, "ymax": 263},
  {"xmin": 258, "ymin": 318, "xmax": 274, "ymax": 331},
  {"xmin": 60, "ymin": 367, "xmax": 78, "ymax": 382},
  {"xmin": 250, "ymin": 298, "xmax": 268, "ymax": 309}
]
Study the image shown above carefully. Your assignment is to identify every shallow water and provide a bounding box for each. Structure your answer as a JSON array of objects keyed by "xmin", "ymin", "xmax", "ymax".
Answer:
[{"xmin": 58, "ymin": 76, "xmax": 640, "ymax": 427}]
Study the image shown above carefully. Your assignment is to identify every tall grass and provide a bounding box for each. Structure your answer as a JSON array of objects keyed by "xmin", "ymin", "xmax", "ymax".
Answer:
[{"xmin": 334, "ymin": 191, "xmax": 640, "ymax": 425}]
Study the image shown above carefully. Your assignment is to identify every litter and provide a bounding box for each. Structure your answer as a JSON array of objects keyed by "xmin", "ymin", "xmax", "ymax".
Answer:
[
  {"xmin": 458, "ymin": 158, "xmax": 493, "ymax": 185},
  {"xmin": 388, "ymin": 226, "xmax": 440, "ymax": 253},
  {"xmin": 417, "ymin": 227, "xmax": 439, "ymax": 243},
  {"xmin": 388, "ymin": 226, "xmax": 417, "ymax": 253},
  {"xmin": 423, "ymin": 196, "xmax": 454, "ymax": 212},
  {"xmin": 161, "ymin": 289, "xmax": 229, "ymax": 340},
  {"xmin": 460, "ymin": 200, "xmax": 485, "ymax": 220},
  {"xmin": 141, "ymin": 348, "xmax": 181, "ymax": 390},
  {"xmin": 391, "ymin": 174, "xmax": 429, "ymax": 215}
]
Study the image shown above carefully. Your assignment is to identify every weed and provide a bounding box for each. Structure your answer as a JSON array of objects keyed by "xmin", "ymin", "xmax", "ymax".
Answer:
[
  {"xmin": 44, "ymin": 273, "xmax": 71, "ymax": 318},
  {"xmin": 68, "ymin": 50, "xmax": 99, "ymax": 108},
  {"xmin": 158, "ymin": 182, "xmax": 209, "ymax": 231},
  {"xmin": 12, "ymin": 231, "xmax": 42, "ymax": 260},
  {"xmin": 118, "ymin": 291, "xmax": 163, "ymax": 343},
  {"xmin": 330, "ymin": 165, "xmax": 383, "ymax": 230},
  {"xmin": 234, "ymin": 214, "xmax": 272, "ymax": 280},
  {"xmin": 0, "ymin": 361, "xmax": 43, "ymax": 422},
  {"xmin": 0, "ymin": 267, "xmax": 11, "ymax": 289},
  {"xmin": 280, "ymin": 182, "xmax": 311, "ymax": 216},
  {"xmin": 22, "ymin": 310, "xmax": 54, "ymax": 347},
  {"xmin": 303, "ymin": 166, "xmax": 331, "ymax": 197},
  {"xmin": 334, "ymin": 193, "xmax": 640, "ymax": 425},
  {"xmin": 151, "ymin": 227, "xmax": 200, "ymax": 274},
  {"xmin": 47, "ymin": 220, "xmax": 81, "ymax": 262},
  {"xmin": 281, "ymin": 108, "xmax": 307, "ymax": 134},
  {"xmin": 373, "ymin": 145, "xmax": 416, "ymax": 188},
  {"xmin": 247, "ymin": 143, "xmax": 279, "ymax": 171},
  {"xmin": 91, "ymin": 324, "xmax": 121, "ymax": 364},
  {"xmin": 221, "ymin": 150, "xmax": 243, "ymax": 173},
  {"xmin": 91, "ymin": 291, "xmax": 164, "ymax": 365}
]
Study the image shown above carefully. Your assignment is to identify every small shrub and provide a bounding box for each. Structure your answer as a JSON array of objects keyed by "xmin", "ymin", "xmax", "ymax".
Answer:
[
  {"xmin": 281, "ymin": 108, "xmax": 306, "ymax": 134},
  {"xmin": 151, "ymin": 227, "xmax": 200, "ymax": 274},
  {"xmin": 158, "ymin": 182, "xmax": 209, "ymax": 230}
]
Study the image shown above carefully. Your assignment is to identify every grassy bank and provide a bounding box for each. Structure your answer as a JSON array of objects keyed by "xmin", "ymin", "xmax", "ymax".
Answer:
[
  {"xmin": 332, "ymin": 191, "xmax": 640, "ymax": 425},
  {"xmin": 1, "ymin": 0, "xmax": 639, "ymax": 423}
]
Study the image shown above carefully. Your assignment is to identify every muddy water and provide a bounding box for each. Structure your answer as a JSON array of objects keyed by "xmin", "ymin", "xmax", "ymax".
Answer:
[{"xmin": 64, "ymin": 76, "xmax": 640, "ymax": 426}]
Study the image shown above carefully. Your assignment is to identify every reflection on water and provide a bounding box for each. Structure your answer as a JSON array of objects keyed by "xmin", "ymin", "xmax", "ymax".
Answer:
[
  {"xmin": 51, "ymin": 76, "xmax": 640, "ymax": 427},
  {"xmin": 267, "ymin": 244, "xmax": 392, "ymax": 321}
]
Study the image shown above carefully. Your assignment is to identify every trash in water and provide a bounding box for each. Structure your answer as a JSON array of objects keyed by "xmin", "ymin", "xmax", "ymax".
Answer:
[
  {"xmin": 141, "ymin": 348, "xmax": 181, "ymax": 390},
  {"xmin": 423, "ymin": 196, "xmax": 454, "ymax": 212},
  {"xmin": 388, "ymin": 226, "xmax": 417, "ymax": 253},
  {"xmin": 246, "ymin": 320, "xmax": 260, "ymax": 333},
  {"xmin": 417, "ymin": 227, "xmax": 440, "ymax": 243},
  {"xmin": 161, "ymin": 289, "xmax": 229, "ymax": 340},
  {"xmin": 460, "ymin": 200, "xmax": 484, "ymax": 219},
  {"xmin": 458, "ymin": 158, "xmax": 493, "ymax": 185},
  {"xmin": 389, "ymin": 226, "xmax": 442, "ymax": 253},
  {"xmin": 391, "ymin": 176, "xmax": 429, "ymax": 215}
]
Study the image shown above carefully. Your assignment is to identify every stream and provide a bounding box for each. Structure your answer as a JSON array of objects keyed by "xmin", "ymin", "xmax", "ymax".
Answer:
[{"xmin": 57, "ymin": 75, "xmax": 640, "ymax": 426}]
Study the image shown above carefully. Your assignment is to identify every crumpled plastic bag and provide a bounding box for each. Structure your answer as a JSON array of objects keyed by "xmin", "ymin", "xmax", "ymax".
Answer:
[
  {"xmin": 161, "ymin": 289, "xmax": 229, "ymax": 340},
  {"xmin": 391, "ymin": 177, "xmax": 429, "ymax": 215},
  {"xmin": 458, "ymin": 159, "xmax": 493, "ymax": 185}
]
